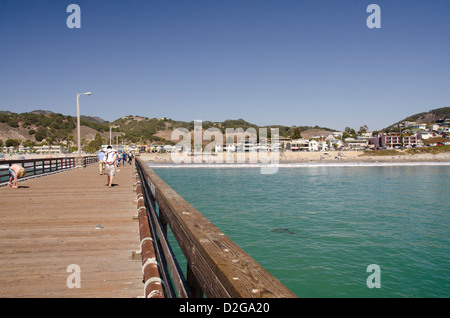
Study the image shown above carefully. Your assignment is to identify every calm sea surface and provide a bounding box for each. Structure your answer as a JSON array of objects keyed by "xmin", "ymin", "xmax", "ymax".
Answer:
[{"xmin": 151, "ymin": 163, "xmax": 450, "ymax": 297}]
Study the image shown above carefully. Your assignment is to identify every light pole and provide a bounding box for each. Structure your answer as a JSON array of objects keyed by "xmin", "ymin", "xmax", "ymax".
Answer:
[{"xmin": 76, "ymin": 92, "xmax": 92, "ymax": 158}]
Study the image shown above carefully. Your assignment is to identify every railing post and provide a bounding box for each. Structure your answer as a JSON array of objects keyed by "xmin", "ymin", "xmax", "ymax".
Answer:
[
  {"xmin": 187, "ymin": 264, "xmax": 204, "ymax": 298},
  {"xmin": 159, "ymin": 207, "xmax": 168, "ymax": 235},
  {"xmin": 75, "ymin": 156, "xmax": 83, "ymax": 169}
]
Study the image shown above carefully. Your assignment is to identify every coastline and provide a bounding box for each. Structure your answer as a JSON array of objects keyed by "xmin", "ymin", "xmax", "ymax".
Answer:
[
  {"xmin": 3, "ymin": 150, "xmax": 450, "ymax": 164},
  {"xmin": 139, "ymin": 151, "xmax": 450, "ymax": 164}
]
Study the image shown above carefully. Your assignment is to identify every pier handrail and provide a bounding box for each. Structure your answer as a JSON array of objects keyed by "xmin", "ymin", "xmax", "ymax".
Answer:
[
  {"xmin": 135, "ymin": 157, "xmax": 297, "ymax": 298},
  {"xmin": 0, "ymin": 156, "xmax": 98, "ymax": 185}
]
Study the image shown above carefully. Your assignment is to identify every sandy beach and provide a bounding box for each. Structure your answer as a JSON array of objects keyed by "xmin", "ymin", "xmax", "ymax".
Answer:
[
  {"xmin": 138, "ymin": 150, "xmax": 450, "ymax": 163},
  {"xmin": 3, "ymin": 150, "xmax": 450, "ymax": 164}
]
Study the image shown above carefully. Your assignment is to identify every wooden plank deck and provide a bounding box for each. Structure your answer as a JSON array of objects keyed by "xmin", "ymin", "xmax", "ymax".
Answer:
[{"xmin": 0, "ymin": 162, "xmax": 143, "ymax": 298}]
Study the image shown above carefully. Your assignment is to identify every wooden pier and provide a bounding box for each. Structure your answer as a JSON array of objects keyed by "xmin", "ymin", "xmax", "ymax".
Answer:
[{"xmin": 0, "ymin": 161, "xmax": 143, "ymax": 298}]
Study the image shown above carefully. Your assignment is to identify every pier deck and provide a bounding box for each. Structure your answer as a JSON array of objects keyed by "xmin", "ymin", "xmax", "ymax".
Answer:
[{"xmin": 0, "ymin": 163, "xmax": 142, "ymax": 298}]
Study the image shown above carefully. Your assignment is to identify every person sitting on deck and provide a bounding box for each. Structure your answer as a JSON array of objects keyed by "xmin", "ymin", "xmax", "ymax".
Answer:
[{"xmin": 8, "ymin": 164, "xmax": 26, "ymax": 189}]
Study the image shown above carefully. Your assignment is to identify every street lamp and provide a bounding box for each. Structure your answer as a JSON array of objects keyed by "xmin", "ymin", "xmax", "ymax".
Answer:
[{"xmin": 76, "ymin": 92, "xmax": 92, "ymax": 158}]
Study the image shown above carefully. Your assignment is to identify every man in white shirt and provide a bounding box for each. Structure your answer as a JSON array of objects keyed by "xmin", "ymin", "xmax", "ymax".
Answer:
[{"xmin": 104, "ymin": 145, "xmax": 117, "ymax": 188}]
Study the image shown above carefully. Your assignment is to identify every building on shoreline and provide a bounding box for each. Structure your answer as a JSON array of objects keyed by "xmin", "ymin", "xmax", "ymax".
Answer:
[
  {"xmin": 378, "ymin": 133, "xmax": 418, "ymax": 148},
  {"xmin": 1, "ymin": 145, "xmax": 68, "ymax": 154},
  {"xmin": 33, "ymin": 145, "xmax": 68, "ymax": 154},
  {"xmin": 344, "ymin": 138, "xmax": 369, "ymax": 150}
]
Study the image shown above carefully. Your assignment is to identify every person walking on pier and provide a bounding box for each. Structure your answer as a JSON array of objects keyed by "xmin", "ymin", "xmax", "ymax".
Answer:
[
  {"xmin": 128, "ymin": 152, "xmax": 134, "ymax": 165},
  {"xmin": 104, "ymin": 145, "xmax": 117, "ymax": 188},
  {"xmin": 8, "ymin": 164, "xmax": 26, "ymax": 189},
  {"xmin": 97, "ymin": 148, "xmax": 105, "ymax": 175}
]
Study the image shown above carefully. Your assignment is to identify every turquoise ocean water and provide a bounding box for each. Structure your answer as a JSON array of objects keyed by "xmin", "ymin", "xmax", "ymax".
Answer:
[{"xmin": 151, "ymin": 163, "xmax": 449, "ymax": 297}]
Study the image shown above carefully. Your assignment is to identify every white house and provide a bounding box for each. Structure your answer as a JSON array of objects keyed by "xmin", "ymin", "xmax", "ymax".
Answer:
[
  {"xmin": 416, "ymin": 131, "xmax": 433, "ymax": 140},
  {"xmin": 318, "ymin": 141, "xmax": 328, "ymax": 151},
  {"xmin": 33, "ymin": 145, "xmax": 66, "ymax": 154},
  {"xmin": 333, "ymin": 132, "xmax": 343, "ymax": 139},
  {"xmin": 326, "ymin": 135, "xmax": 344, "ymax": 150},
  {"xmin": 308, "ymin": 140, "xmax": 318, "ymax": 151},
  {"xmin": 431, "ymin": 124, "xmax": 441, "ymax": 131},
  {"xmin": 416, "ymin": 124, "xmax": 427, "ymax": 130}
]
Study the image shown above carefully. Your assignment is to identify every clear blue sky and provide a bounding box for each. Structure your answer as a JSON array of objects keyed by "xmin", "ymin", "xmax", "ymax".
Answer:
[{"xmin": 1, "ymin": 0, "xmax": 449, "ymax": 131}]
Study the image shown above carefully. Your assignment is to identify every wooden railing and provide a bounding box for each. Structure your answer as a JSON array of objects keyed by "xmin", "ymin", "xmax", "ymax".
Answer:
[
  {"xmin": 134, "ymin": 157, "xmax": 297, "ymax": 298},
  {"xmin": 0, "ymin": 156, "xmax": 98, "ymax": 186}
]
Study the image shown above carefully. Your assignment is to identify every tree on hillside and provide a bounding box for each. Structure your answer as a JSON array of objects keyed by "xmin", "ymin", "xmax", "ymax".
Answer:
[
  {"xmin": 343, "ymin": 127, "xmax": 356, "ymax": 139},
  {"xmin": 35, "ymin": 127, "xmax": 47, "ymax": 142},
  {"xmin": 358, "ymin": 125, "xmax": 369, "ymax": 135},
  {"xmin": 5, "ymin": 139, "xmax": 21, "ymax": 147},
  {"xmin": 291, "ymin": 127, "xmax": 302, "ymax": 139},
  {"xmin": 85, "ymin": 133, "xmax": 104, "ymax": 153},
  {"xmin": 67, "ymin": 135, "xmax": 74, "ymax": 147}
]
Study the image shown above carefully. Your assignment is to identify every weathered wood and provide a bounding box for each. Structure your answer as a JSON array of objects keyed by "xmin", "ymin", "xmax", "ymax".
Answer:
[
  {"xmin": 156, "ymin": 194, "xmax": 231, "ymax": 298},
  {"xmin": 187, "ymin": 263, "xmax": 204, "ymax": 298},
  {"xmin": 134, "ymin": 171, "xmax": 165, "ymax": 298},
  {"xmin": 136, "ymin": 167, "xmax": 191, "ymax": 298},
  {"xmin": 136, "ymin": 157, "xmax": 297, "ymax": 298},
  {"xmin": 0, "ymin": 162, "xmax": 143, "ymax": 298}
]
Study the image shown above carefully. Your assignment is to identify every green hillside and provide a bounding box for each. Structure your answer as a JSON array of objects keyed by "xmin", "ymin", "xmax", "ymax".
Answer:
[
  {"xmin": 0, "ymin": 111, "xmax": 109, "ymax": 143},
  {"xmin": 382, "ymin": 106, "xmax": 450, "ymax": 131},
  {"xmin": 3, "ymin": 105, "xmax": 448, "ymax": 150},
  {"xmin": 0, "ymin": 110, "xmax": 337, "ymax": 151}
]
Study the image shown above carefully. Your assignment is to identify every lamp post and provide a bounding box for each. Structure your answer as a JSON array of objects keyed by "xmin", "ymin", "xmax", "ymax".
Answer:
[{"xmin": 76, "ymin": 92, "xmax": 92, "ymax": 158}]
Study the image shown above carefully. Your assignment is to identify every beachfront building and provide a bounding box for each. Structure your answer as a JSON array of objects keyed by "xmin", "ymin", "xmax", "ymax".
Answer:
[
  {"xmin": 344, "ymin": 138, "xmax": 369, "ymax": 150},
  {"xmin": 290, "ymin": 139, "xmax": 309, "ymax": 151},
  {"xmin": 380, "ymin": 133, "xmax": 402, "ymax": 148},
  {"xmin": 402, "ymin": 134, "xmax": 418, "ymax": 147},
  {"xmin": 2, "ymin": 146, "xmax": 17, "ymax": 153},
  {"xmin": 319, "ymin": 141, "xmax": 328, "ymax": 151},
  {"xmin": 277, "ymin": 137, "xmax": 292, "ymax": 150},
  {"xmin": 308, "ymin": 140, "xmax": 318, "ymax": 152},
  {"xmin": 307, "ymin": 140, "xmax": 328, "ymax": 152},
  {"xmin": 379, "ymin": 133, "xmax": 418, "ymax": 148},
  {"xmin": 18, "ymin": 146, "xmax": 32, "ymax": 153},
  {"xmin": 100, "ymin": 144, "xmax": 138, "ymax": 153},
  {"xmin": 325, "ymin": 135, "xmax": 344, "ymax": 150},
  {"xmin": 33, "ymin": 145, "xmax": 67, "ymax": 154},
  {"xmin": 333, "ymin": 131, "xmax": 344, "ymax": 139},
  {"xmin": 366, "ymin": 136, "xmax": 382, "ymax": 149}
]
